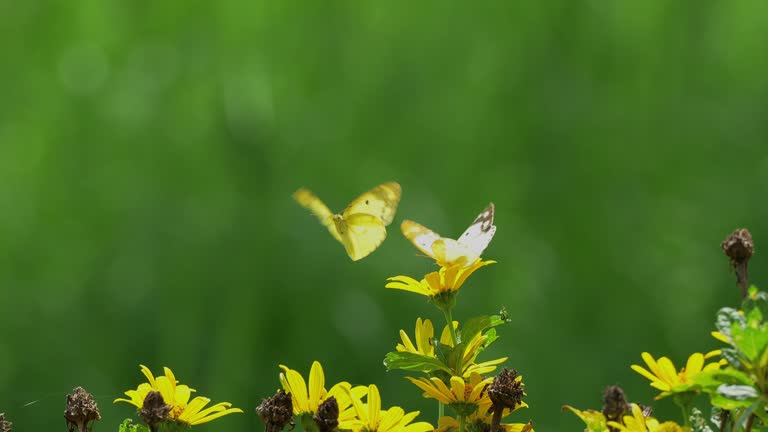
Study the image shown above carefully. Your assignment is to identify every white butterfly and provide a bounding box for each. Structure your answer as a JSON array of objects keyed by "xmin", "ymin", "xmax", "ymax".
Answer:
[{"xmin": 401, "ymin": 203, "xmax": 496, "ymax": 267}]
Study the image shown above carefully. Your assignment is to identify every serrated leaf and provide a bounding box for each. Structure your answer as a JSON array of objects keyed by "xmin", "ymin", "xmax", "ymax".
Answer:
[
  {"xmin": 743, "ymin": 288, "xmax": 768, "ymax": 319},
  {"xmin": 383, "ymin": 351, "xmax": 452, "ymax": 374},
  {"xmin": 720, "ymin": 348, "xmax": 746, "ymax": 370},
  {"xmin": 692, "ymin": 368, "xmax": 753, "ymax": 388},
  {"xmin": 730, "ymin": 320, "xmax": 768, "ymax": 362},
  {"xmin": 747, "ymin": 307, "xmax": 764, "ymax": 325},
  {"xmin": 716, "ymin": 307, "xmax": 745, "ymax": 338},
  {"xmin": 718, "ymin": 384, "xmax": 759, "ymax": 400},
  {"xmin": 710, "ymin": 393, "xmax": 756, "ymax": 410}
]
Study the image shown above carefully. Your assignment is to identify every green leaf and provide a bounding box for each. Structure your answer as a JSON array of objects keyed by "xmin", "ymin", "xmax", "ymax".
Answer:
[
  {"xmin": 562, "ymin": 406, "xmax": 609, "ymax": 432},
  {"xmin": 119, "ymin": 419, "xmax": 150, "ymax": 432},
  {"xmin": 446, "ymin": 342, "xmax": 466, "ymax": 374},
  {"xmin": 716, "ymin": 307, "xmax": 745, "ymax": 339},
  {"xmin": 383, "ymin": 351, "xmax": 452, "ymax": 374},
  {"xmin": 720, "ymin": 348, "xmax": 746, "ymax": 370},
  {"xmin": 718, "ymin": 384, "xmax": 759, "ymax": 400},
  {"xmin": 710, "ymin": 393, "xmax": 757, "ymax": 410},
  {"xmin": 434, "ymin": 339, "xmax": 452, "ymax": 365},
  {"xmin": 482, "ymin": 328, "xmax": 499, "ymax": 349},
  {"xmin": 460, "ymin": 315, "xmax": 506, "ymax": 345},
  {"xmin": 730, "ymin": 319, "xmax": 768, "ymax": 363},
  {"xmin": 692, "ymin": 368, "xmax": 753, "ymax": 389},
  {"xmin": 742, "ymin": 287, "xmax": 768, "ymax": 319}
]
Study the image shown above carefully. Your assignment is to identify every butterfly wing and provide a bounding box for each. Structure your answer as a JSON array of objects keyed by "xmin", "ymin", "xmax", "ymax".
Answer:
[
  {"xmin": 456, "ymin": 202, "xmax": 496, "ymax": 258},
  {"xmin": 292, "ymin": 187, "xmax": 342, "ymax": 242},
  {"xmin": 342, "ymin": 182, "xmax": 401, "ymax": 225},
  {"xmin": 405, "ymin": 203, "xmax": 496, "ymax": 267},
  {"xmin": 401, "ymin": 219, "xmax": 442, "ymax": 260},
  {"xmin": 340, "ymin": 213, "xmax": 387, "ymax": 261}
]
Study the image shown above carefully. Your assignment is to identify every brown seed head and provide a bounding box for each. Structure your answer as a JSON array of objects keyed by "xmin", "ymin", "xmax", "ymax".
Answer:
[
  {"xmin": 722, "ymin": 229, "xmax": 754, "ymax": 264},
  {"xmin": 602, "ymin": 385, "xmax": 629, "ymax": 422},
  {"xmin": 313, "ymin": 396, "xmax": 339, "ymax": 432},
  {"xmin": 602, "ymin": 385, "xmax": 629, "ymax": 432},
  {"xmin": 488, "ymin": 368, "xmax": 524, "ymax": 411},
  {"xmin": 139, "ymin": 391, "xmax": 170, "ymax": 430},
  {"xmin": 722, "ymin": 228, "xmax": 754, "ymax": 297},
  {"xmin": 0, "ymin": 413, "xmax": 11, "ymax": 432},
  {"xmin": 257, "ymin": 389, "xmax": 294, "ymax": 432},
  {"xmin": 65, "ymin": 387, "xmax": 101, "ymax": 432}
]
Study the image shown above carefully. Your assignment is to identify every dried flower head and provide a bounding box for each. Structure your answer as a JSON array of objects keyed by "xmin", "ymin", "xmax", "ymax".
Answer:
[
  {"xmin": 0, "ymin": 413, "xmax": 11, "ymax": 432},
  {"xmin": 722, "ymin": 228, "xmax": 754, "ymax": 297},
  {"xmin": 488, "ymin": 368, "xmax": 524, "ymax": 411},
  {"xmin": 257, "ymin": 389, "xmax": 294, "ymax": 432},
  {"xmin": 487, "ymin": 368, "xmax": 525, "ymax": 432},
  {"xmin": 140, "ymin": 391, "xmax": 171, "ymax": 431},
  {"xmin": 65, "ymin": 387, "xmax": 102, "ymax": 432},
  {"xmin": 313, "ymin": 396, "xmax": 339, "ymax": 432},
  {"xmin": 602, "ymin": 385, "xmax": 629, "ymax": 432}
]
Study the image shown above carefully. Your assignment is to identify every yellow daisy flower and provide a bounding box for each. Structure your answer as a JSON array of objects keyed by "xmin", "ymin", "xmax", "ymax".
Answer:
[
  {"xmin": 607, "ymin": 404, "xmax": 688, "ymax": 432},
  {"xmin": 339, "ymin": 384, "xmax": 433, "ymax": 432},
  {"xmin": 397, "ymin": 318, "xmax": 435, "ymax": 357},
  {"xmin": 441, "ymin": 321, "xmax": 508, "ymax": 376},
  {"xmin": 437, "ymin": 400, "xmax": 532, "ymax": 432},
  {"xmin": 385, "ymin": 260, "xmax": 495, "ymax": 298},
  {"xmin": 114, "ymin": 365, "xmax": 243, "ymax": 425},
  {"xmin": 396, "ymin": 318, "xmax": 508, "ymax": 377},
  {"xmin": 606, "ymin": 404, "xmax": 648, "ymax": 432},
  {"xmin": 279, "ymin": 361, "xmax": 366, "ymax": 420},
  {"xmin": 407, "ymin": 373, "xmax": 492, "ymax": 406},
  {"xmin": 631, "ymin": 351, "xmax": 724, "ymax": 398}
]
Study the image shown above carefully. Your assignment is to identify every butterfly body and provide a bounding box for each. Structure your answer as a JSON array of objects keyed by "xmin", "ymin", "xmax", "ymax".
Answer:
[
  {"xmin": 293, "ymin": 182, "xmax": 401, "ymax": 261},
  {"xmin": 402, "ymin": 203, "xmax": 496, "ymax": 267}
]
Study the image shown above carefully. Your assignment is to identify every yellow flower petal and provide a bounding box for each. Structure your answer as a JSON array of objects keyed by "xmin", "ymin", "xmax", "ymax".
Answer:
[
  {"xmin": 379, "ymin": 407, "xmax": 405, "ymax": 432},
  {"xmin": 368, "ymin": 384, "xmax": 382, "ymax": 428},
  {"xmin": 712, "ymin": 331, "xmax": 731, "ymax": 344},
  {"xmin": 280, "ymin": 365, "xmax": 309, "ymax": 413},
  {"xmin": 449, "ymin": 376, "xmax": 466, "ymax": 402},
  {"xmin": 398, "ymin": 329, "xmax": 417, "ymax": 352},
  {"xmin": 416, "ymin": 318, "xmax": 434, "ymax": 356},
  {"xmin": 656, "ymin": 357, "xmax": 680, "ymax": 386},
  {"xmin": 685, "ymin": 352, "xmax": 704, "ymax": 376},
  {"xmin": 309, "ymin": 361, "xmax": 325, "ymax": 412},
  {"xmin": 631, "ymin": 365, "xmax": 670, "ymax": 391}
]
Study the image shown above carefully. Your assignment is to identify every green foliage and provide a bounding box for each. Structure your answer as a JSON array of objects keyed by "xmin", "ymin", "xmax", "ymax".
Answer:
[
  {"xmin": 4, "ymin": 3, "xmax": 768, "ymax": 431},
  {"xmin": 384, "ymin": 315, "xmax": 506, "ymax": 377},
  {"xmin": 459, "ymin": 314, "xmax": 508, "ymax": 345},
  {"xmin": 383, "ymin": 351, "xmax": 452, "ymax": 374},
  {"xmin": 119, "ymin": 419, "xmax": 150, "ymax": 432},
  {"xmin": 730, "ymin": 308, "xmax": 768, "ymax": 363}
]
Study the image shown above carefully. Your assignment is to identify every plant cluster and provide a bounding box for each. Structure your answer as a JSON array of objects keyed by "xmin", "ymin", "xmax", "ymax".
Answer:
[{"xmin": 565, "ymin": 228, "xmax": 768, "ymax": 432}]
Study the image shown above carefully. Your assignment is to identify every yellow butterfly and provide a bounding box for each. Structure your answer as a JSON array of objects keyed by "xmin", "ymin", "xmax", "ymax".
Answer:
[
  {"xmin": 293, "ymin": 182, "xmax": 402, "ymax": 261},
  {"xmin": 401, "ymin": 203, "xmax": 496, "ymax": 267}
]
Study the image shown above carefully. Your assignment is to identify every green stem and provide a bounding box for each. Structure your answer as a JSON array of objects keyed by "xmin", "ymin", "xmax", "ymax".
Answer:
[
  {"xmin": 459, "ymin": 414, "xmax": 466, "ymax": 432},
  {"xmin": 443, "ymin": 308, "xmax": 458, "ymax": 346},
  {"xmin": 746, "ymin": 413, "xmax": 755, "ymax": 432},
  {"xmin": 438, "ymin": 401, "xmax": 444, "ymax": 421},
  {"xmin": 680, "ymin": 404, "xmax": 691, "ymax": 427}
]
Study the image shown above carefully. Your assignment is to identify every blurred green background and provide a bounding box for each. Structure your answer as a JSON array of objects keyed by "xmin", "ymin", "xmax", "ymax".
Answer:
[{"xmin": 2, "ymin": 1, "xmax": 768, "ymax": 431}]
